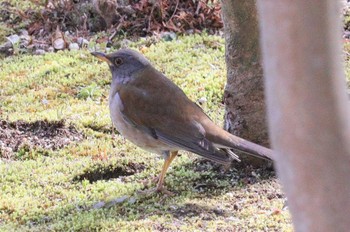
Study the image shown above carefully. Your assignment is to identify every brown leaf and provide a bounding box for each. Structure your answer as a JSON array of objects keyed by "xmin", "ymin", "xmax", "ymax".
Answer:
[{"xmin": 51, "ymin": 26, "xmax": 66, "ymax": 50}]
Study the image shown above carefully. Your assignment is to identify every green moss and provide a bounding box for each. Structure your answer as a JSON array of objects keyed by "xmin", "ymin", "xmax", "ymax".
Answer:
[{"xmin": 0, "ymin": 34, "xmax": 292, "ymax": 231}]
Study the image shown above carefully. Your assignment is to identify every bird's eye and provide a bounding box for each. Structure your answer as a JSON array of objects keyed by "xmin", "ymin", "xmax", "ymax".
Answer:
[{"xmin": 114, "ymin": 58, "xmax": 123, "ymax": 66}]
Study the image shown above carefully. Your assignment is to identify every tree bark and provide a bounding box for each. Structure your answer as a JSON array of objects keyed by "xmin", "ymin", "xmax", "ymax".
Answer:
[
  {"xmin": 258, "ymin": 0, "xmax": 350, "ymax": 231},
  {"xmin": 221, "ymin": 0, "xmax": 269, "ymax": 157}
]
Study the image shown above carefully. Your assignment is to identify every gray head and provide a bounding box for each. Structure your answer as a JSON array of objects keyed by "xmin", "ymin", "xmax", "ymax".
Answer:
[{"xmin": 91, "ymin": 49, "xmax": 151, "ymax": 80}]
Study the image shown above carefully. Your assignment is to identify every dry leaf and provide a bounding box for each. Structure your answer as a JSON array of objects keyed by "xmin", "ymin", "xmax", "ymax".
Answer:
[{"xmin": 51, "ymin": 26, "xmax": 66, "ymax": 50}]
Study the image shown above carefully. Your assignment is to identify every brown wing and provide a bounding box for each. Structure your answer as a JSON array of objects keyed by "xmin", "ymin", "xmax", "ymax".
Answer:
[{"xmin": 117, "ymin": 66, "xmax": 234, "ymax": 164}]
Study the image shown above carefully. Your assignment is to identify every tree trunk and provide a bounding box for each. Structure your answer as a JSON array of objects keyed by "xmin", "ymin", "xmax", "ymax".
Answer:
[
  {"xmin": 221, "ymin": 0, "xmax": 269, "ymax": 163},
  {"xmin": 258, "ymin": 0, "xmax": 350, "ymax": 231}
]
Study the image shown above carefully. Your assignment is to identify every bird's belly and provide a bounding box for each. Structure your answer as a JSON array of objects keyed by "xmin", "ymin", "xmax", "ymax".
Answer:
[{"xmin": 109, "ymin": 92, "xmax": 172, "ymax": 154}]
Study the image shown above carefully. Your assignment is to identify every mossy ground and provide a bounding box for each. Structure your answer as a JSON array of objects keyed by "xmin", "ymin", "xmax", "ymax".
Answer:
[{"xmin": 0, "ymin": 34, "xmax": 293, "ymax": 231}]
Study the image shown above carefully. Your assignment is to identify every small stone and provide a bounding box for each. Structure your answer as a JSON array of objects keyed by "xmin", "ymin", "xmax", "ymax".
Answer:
[
  {"xmin": 226, "ymin": 192, "xmax": 234, "ymax": 198},
  {"xmin": 160, "ymin": 31, "xmax": 177, "ymax": 41},
  {"xmin": 47, "ymin": 47, "xmax": 55, "ymax": 53},
  {"xmin": 77, "ymin": 37, "xmax": 89, "ymax": 48},
  {"xmin": 69, "ymin": 43, "xmax": 79, "ymax": 51},
  {"xmin": 198, "ymin": 97, "xmax": 207, "ymax": 105},
  {"xmin": 53, "ymin": 38, "xmax": 65, "ymax": 50},
  {"xmin": 6, "ymin": 34, "xmax": 20, "ymax": 45},
  {"xmin": 34, "ymin": 49, "xmax": 46, "ymax": 55},
  {"xmin": 42, "ymin": 98, "xmax": 49, "ymax": 105},
  {"xmin": 186, "ymin": 29, "xmax": 194, "ymax": 35},
  {"xmin": 77, "ymin": 37, "xmax": 83, "ymax": 45}
]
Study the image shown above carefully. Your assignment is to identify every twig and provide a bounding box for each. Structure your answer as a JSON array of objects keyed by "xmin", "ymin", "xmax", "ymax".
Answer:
[
  {"xmin": 148, "ymin": 3, "xmax": 156, "ymax": 32},
  {"xmin": 166, "ymin": 0, "xmax": 179, "ymax": 24},
  {"xmin": 195, "ymin": 0, "xmax": 202, "ymax": 15},
  {"xmin": 109, "ymin": 30, "xmax": 117, "ymax": 41}
]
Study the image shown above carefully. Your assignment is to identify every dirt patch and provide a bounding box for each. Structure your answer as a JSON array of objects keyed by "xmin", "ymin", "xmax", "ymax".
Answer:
[
  {"xmin": 187, "ymin": 159, "xmax": 276, "ymax": 193},
  {"xmin": 0, "ymin": 119, "xmax": 83, "ymax": 159},
  {"xmin": 193, "ymin": 159, "xmax": 274, "ymax": 179},
  {"xmin": 73, "ymin": 162, "xmax": 146, "ymax": 183}
]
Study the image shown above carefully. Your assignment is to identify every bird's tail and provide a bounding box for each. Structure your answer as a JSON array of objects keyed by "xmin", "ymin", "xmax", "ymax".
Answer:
[
  {"xmin": 226, "ymin": 133, "xmax": 273, "ymax": 160},
  {"xmin": 188, "ymin": 146, "xmax": 240, "ymax": 165},
  {"xmin": 201, "ymin": 118, "xmax": 273, "ymax": 161}
]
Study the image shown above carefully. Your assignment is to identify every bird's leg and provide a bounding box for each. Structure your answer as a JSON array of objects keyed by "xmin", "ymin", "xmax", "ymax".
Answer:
[
  {"xmin": 138, "ymin": 151, "xmax": 178, "ymax": 196},
  {"xmin": 155, "ymin": 151, "xmax": 178, "ymax": 194}
]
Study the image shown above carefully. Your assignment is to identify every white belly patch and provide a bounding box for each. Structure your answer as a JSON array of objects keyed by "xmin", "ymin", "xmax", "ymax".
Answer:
[{"xmin": 109, "ymin": 92, "xmax": 173, "ymax": 154}]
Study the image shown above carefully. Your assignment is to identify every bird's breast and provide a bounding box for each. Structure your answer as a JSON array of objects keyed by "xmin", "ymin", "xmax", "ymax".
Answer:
[{"xmin": 109, "ymin": 92, "xmax": 173, "ymax": 155}]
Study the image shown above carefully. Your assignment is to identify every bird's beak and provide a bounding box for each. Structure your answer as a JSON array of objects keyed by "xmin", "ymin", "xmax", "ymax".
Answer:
[{"xmin": 91, "ymin": 51, "xmax": 112, "ymax": 65}]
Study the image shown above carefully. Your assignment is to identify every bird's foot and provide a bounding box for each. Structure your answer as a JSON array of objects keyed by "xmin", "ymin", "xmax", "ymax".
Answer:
[
  {"xmin": 137, "ymin": 186, "xmax": 174, "ymax": 196},
  {"xmin": 156, "ymin": 186, "xmax": 175, "ymax": 196},
  {"xmin": 140, "ymin": 175, "xmax": 158, "ymax": 187}
]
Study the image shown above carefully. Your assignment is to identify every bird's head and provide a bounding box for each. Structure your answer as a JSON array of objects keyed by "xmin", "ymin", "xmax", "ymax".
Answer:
[{"xmin": 91, "ymin": 49, "xmax": 151, "ymax": 80}]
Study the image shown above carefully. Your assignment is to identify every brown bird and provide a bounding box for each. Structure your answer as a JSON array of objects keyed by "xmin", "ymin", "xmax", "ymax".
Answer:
[{"xmin": 91, "ymin": 49, "xmax": 273, "ymax": 194}]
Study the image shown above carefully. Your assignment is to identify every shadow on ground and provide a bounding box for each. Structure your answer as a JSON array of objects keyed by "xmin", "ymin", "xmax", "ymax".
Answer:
[
  {"xmin": 18, "ymin": 158, "xmax": 282, "ymax": 229},
  {"xmin": 72, "ymin": 161, "xmax": 146, "ymax": 183}
]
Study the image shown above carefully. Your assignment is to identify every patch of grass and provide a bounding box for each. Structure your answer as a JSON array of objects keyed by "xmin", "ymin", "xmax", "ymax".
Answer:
[
  {"xmin": 0, "ymin": 34, "xmax": 292, "ymax": 231},
  {"xmin": 6, "ymin": 0, "xmax": 41, "ymax": 10},
  {"xmin": 77, "ymin": 83, "xmax": 103, "ymax": 100}
]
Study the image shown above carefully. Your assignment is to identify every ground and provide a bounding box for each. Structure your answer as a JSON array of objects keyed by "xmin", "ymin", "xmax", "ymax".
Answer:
[
  {"xmin": 0, "ymin": 34, "xmax": 292, "ymax": 231},
  {"xmin": 5, "ymin": 1, "xmax": 350, "ymax": 231}
]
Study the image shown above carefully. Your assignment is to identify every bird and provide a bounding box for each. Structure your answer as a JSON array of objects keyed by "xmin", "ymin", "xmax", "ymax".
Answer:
[{"xmin": 91, "ymin": 49, "xmax": 273, "ymax": 195}]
